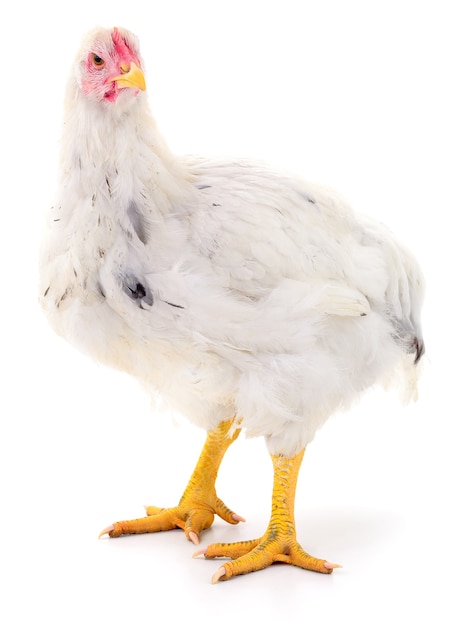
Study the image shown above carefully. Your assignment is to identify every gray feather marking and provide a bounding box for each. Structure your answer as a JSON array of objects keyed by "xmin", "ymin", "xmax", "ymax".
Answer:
[
  {"xmin": 122, "ymin": 274, "xmax": 153, "ymax": 307},
  {"xmin": 127, "ymin": 201, "xmax": 149, "ymax": 244}
]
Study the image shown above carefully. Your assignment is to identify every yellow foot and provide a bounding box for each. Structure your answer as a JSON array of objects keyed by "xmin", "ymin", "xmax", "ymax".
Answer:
[
  {"xmin": 195, "ymin": 449, "xmax": 341, "ymax": 582},
  {"xmin": 99, "ymin": 419, "xmax": 243, "ymax": 544},
  {"xmin": 197, "ymin": 532, "xmax": 340, "ymax": 582},
  {"xmin": 99, "ymin": 496, "xmax": 244, "ymax": 544}
]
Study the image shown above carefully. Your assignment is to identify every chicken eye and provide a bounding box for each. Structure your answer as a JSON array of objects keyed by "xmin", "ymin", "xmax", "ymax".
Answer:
[{"xmin": 91, "ymin": 53, "xmax": 105, "ymax": 67}]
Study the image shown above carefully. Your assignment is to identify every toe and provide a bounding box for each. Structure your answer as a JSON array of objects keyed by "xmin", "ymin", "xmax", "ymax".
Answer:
[
  {"xmin": 290, "ymin": 543, "xmax": 336, "ymax": 574},
  {"xmin": 202, "ymin": 538, "xmax": 261, "ymax": 560},
  {"xmin": 144, "ymin": 505, "xmax": 164, "ymax": 516},
  {"xmin": 214, "ymin": 497, "xmax": 245, "ymax": 525},
  {"xmin": 184, "ymin": 508, "xmax": 214, "ymax": 542}
]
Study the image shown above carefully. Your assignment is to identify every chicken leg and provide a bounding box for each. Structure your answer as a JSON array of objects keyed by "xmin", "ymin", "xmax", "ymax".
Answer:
[
  {"xmin": 99, "ymin": 419, "xmax": 243, "ymax": 544},
  {"xmin": 196, "ymin": 449, "xmax": 339, "ymax": 582}
]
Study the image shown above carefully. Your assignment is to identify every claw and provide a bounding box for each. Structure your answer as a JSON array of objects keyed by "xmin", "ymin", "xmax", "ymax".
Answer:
[
  {"xmin": 211, "ymin": 566, "xmax": 227, "ymax": 584},
  {"xmin": 232, "ymin": 514, "xmax": 246, "ymax": 523},
  {"xmin": 324, "ymin": 562, "xmax": 343, "ymax": 571},
  {"xmin": 98, "ymin": 524, "xmax": 115, "ymax": 539},
  {"xmin": 188, "ymin": 531, "xmax": 200, "ymax": 545},
  {"xmin": 192, "ymin": 547, "xmax": 207, "ymax": 558}
]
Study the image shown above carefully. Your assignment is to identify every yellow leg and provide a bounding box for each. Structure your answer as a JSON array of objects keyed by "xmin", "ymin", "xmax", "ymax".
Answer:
[
  {"xmin": 200, "ymin": 449, "xmax": 338, "ymax": 582},
  {"xmin": 100, "ymin": 420, "xmax": 242, "ymax": 543}
]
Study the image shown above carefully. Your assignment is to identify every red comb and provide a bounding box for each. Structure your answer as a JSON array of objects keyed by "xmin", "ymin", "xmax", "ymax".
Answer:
[{"xmin": 111, "ymin": 27, "xmax": 133, "ymax": 60}]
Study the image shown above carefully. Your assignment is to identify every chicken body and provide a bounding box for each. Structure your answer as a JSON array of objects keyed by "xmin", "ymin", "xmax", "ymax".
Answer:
[{"xmin": 39, "ymin": 27, "xmax": 424, "ymax": 581}]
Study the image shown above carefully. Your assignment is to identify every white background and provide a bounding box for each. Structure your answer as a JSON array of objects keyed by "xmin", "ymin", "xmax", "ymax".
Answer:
[{"xmin": 1, "ymin": 1, "xmax": 459, "ymax": 624}]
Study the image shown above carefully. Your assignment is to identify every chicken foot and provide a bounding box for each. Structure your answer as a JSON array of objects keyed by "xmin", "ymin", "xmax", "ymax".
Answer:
[
  {"xmin": 195, "ymin": 449, "xmax": 340, "ymax": 582},
  {"xmin": 99, "ymin": 419, "xmax": 243, "ymax": 544}
]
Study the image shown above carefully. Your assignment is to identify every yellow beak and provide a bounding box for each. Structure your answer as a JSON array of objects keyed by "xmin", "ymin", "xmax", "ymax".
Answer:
[{"xmin": 109, "ymin": 62, "xmax": 146, "ymax": 91}]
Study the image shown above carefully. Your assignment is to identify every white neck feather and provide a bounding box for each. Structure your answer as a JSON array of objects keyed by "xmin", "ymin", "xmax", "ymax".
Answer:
[{"xmin": 59, "ymin": 84, "xmax": 190, "ymax": 216}]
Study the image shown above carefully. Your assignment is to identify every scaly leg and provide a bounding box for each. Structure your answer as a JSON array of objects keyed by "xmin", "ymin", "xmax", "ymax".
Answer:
[
  {"xmin": 99, "ymin": 419, "xmax": 243, "ymax": 544},
  {"xmin": 197, "ymin": 449, "xmax": 339, "ymax": 582}
]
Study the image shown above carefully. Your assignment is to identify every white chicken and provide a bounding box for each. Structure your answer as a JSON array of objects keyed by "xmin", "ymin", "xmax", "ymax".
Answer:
[{"xmin": 39, "ymin": 26, "xmax": 425, "ymax": 583}]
